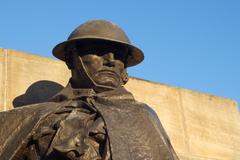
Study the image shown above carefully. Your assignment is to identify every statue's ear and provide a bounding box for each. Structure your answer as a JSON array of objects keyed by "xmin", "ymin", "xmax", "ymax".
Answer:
[
  {"xmin": 121, "ymin": 69, "xmax": 129, "ymax": 84},
  {"xmin": 65, "ymin": 53, "xmax": 74, "ymax": 70},
  {"xmin": 64, "ymin": 46, "xmax": 76, "ymax": 70}
]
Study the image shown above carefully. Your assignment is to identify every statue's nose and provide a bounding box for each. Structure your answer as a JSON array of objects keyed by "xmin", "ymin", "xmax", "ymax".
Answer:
[
  {"xmin": 103, "ymin": 53, "xmax": 116, "ymax": 67},
  {"xmin": 104, "ymin": 52, "xmax": 114, "ymax": 60}
]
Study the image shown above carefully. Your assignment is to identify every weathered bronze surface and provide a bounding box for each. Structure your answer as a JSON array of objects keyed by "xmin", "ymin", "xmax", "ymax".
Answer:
[{"xmin": 0, "ymin": 20, "xmax": 179, "ymax": 160}]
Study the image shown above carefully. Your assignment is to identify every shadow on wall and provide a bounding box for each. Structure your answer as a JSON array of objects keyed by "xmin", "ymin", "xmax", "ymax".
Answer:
[{"xmin": 13, "ymin": 80, "xmax": 64, "ymax": 108}]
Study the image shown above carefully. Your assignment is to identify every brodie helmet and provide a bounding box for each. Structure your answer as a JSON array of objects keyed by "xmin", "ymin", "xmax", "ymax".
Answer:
[{"xmin": 52, "ymin": 20, "xmax": 144, "ymax": 67}]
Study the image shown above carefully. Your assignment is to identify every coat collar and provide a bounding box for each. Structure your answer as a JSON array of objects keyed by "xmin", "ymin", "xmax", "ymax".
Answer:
[{"xmin": 49, "ymin": 81, "xmax": 134, "ymax": 102}]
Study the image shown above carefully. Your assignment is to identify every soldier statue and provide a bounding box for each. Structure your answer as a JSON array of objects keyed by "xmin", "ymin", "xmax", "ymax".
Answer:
[{"xmin": 0, "ymin": 20, "xmax": 179, "ymax": 160}]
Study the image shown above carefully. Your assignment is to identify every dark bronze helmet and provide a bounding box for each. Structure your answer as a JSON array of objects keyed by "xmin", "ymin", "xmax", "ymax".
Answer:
[{"xmin": 52, "ymin": 20, "xmax": 144, "ymax": 67}]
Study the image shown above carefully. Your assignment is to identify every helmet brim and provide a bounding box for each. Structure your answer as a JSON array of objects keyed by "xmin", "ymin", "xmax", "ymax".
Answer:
[{"xmin": 52, "ymin": 37, "xmax": 144, "ymax": 67}]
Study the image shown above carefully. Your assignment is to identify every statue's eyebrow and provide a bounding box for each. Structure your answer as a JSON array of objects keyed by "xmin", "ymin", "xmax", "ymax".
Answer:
[{"xmin": 82, "ymin": 54, "xmax": 102, "ymax": 61}]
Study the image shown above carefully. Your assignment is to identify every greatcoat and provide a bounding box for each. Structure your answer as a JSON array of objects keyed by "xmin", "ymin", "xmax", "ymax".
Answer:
[{"xmin": 0, "ymin": 83, "xmax": 179, "ymax": 160}]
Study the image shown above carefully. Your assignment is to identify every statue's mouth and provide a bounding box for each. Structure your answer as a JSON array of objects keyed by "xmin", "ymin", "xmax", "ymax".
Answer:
[
  {"xmin": 93, "ymin": 70, "xmax": 121, "ymax": 87},
  {"xmin": 96, "ymin": 70, "xmax": 118, "ymax": 76}
]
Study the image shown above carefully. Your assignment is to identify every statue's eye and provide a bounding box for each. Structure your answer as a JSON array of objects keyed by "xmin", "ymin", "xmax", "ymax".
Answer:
[{"xmin": 82, "ymin": 55, "xmax": 103, "ymax": 65}]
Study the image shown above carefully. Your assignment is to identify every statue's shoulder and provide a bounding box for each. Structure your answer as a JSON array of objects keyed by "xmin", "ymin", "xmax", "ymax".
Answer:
[
  {"xmin": 131, "ymin": 100, "xmax": 159, "ymax": 119},
  {"xmin": 132, "ymin": 100, "xmax": 166, "ymax": 129},
  {"xmin": 0, "ymin": 101, "xmax": 59, "ymax": 116},
  {"xmin": 0, "ymin": 102, "xmax": 61, "ymax": 135},
  {"xmin": 0, "ymin": 101, "xmax": 61, "ymax": 140}
]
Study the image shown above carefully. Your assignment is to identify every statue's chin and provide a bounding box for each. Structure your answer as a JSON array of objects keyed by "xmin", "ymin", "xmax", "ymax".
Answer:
[{"xmin": 93, "ymin": 72, "xmax": 121, "ymax": 88}]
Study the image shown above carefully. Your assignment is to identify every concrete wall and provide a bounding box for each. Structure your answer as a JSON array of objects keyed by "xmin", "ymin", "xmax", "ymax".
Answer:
[{"xmin": 0, "ymin": 48, "xmax": 239, "ymax": 160}]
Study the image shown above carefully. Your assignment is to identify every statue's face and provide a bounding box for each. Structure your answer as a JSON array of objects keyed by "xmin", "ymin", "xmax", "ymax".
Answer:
[{"xmin": 72, "ymin": 42, "xmax": 128, "ymax": 88}]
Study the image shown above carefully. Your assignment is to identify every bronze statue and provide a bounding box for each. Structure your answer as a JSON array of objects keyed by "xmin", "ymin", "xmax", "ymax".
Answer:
[{"xmin": 0, "ymin": 20, "xmax": 179, "ymax": 160}]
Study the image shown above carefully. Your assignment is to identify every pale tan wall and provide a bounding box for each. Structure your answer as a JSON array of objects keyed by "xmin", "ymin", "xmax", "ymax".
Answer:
[
  {"xmin": 0, "ymin": 49, "xmax": 239, "ymax": 160},
  {"xmin": 0, "ymin": 50, "xmax": 5, "ymax": 109},
  {"xmin": 0, "ymin": 48, "xmax": 70, "ymax": 110}
]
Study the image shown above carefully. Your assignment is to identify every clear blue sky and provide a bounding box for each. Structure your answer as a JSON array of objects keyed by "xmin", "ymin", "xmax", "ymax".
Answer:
[{"xmin": 1, "ymin": 0, "xmax": 239, "ymax": 107}]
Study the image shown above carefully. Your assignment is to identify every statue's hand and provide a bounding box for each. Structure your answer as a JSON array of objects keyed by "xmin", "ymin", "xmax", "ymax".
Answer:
[{"xmin": 52, "ymin": 108, "xmax": 106, "ymax": 160}]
